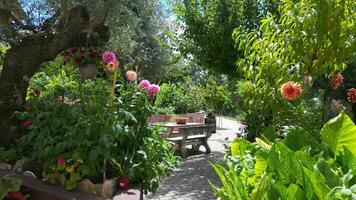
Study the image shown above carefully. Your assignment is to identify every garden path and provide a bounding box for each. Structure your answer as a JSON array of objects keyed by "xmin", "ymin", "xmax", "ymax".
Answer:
[{"xmin": 144, "ymin": 116, "xmax": 244, "ymax": 200}]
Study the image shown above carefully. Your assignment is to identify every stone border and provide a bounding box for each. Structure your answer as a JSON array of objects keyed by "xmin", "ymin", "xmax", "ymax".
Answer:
[{"xmin": 0, "ymin": 170, "xmax": 142, "ymax": 200}]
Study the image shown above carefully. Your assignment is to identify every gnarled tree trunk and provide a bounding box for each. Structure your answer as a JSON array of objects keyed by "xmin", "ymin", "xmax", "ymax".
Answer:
[{"xmin": 0, "ymin": 5, "xmax": 107, "ymax": 147}]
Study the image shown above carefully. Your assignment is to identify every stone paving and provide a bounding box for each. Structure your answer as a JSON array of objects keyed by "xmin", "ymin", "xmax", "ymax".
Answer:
[{"xmin": 145, "ymin": 116, "xmax": 244, "ymax": 200}]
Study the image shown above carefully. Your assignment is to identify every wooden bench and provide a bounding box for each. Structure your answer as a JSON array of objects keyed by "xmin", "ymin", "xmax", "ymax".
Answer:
[{"xmin": 166, "ymin": 125, "xmax": 214, "ymax": 158}]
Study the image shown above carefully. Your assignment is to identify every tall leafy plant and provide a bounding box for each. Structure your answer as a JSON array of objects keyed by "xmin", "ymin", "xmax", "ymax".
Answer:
[
  {"xmin": 210, "ymin": 112, "xmax": 356, "ymax": 199},
  {"xmin": 234, "ymin": 0, "xmax": 356, "ymax": 139}
]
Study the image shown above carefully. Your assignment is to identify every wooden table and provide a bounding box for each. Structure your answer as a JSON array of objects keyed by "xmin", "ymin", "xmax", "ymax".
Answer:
[{"xmin": 163, "ymin": 122, "xmax": 205, "ymax": 138}]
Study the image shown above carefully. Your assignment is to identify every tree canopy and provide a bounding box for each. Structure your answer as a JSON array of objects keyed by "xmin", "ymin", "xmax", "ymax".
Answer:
[{"xmin": 170, "ymin": 0, "xmax": 278, "ymax": 74}]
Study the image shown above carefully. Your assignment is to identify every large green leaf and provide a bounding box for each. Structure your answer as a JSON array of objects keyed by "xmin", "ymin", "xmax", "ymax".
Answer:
[
  {"xmin": 266, "ymin": 142, "xmax": 294, "ymax": 184},
  {"xmin": 303, "ymin": 167, "xmax": 330, "ymax": 200},
  {"xmin": 209, "ymin": 162, "xmax": 244, "ymax": 200},
  {"xmin": 321, "ymin": 112, "xmax": 356, "ymax": 156},
  {"xmin": 251, "ymin": 174, "xmax": 271, "ymax": 200},
  {"xmin": 231, "ymin": 139, "xmax": 254, "ymax": 157},
  {"xmin": 254, "ymin": 151, "xmax": 268, "ymax": 176},
  {"xmin": 342, "ymin": 146, "xmax": 356, "ymax": 175},
  {"xmin": 286, "ymin": 184, "xmax": 305, "ymax": 200},
  {"xmin": 316, "ymin": 159, "xmax": 342, "ymax": 188},
  {"xmin": 283, "ymin": 126, "xmax": 321, "ymax": 155},
  {"xmin": 274, "ymin": 182, "xmax": 305, "ymax": 200}
]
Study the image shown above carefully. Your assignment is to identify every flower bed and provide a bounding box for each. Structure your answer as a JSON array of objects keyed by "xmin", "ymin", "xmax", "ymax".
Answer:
[
  {"xmin": 0, "ymin": 48, "xmax": 179, "ymax": 198},
  {"xmin": 0, "ymin": 170, "xmax": 142, "ymax": 200}
]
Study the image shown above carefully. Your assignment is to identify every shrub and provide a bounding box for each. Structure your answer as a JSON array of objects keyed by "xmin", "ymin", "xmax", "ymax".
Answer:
[
  {"xmin": 17, "ymin": 59, "xmax": 179, "ymax": 193},
  {"xmin": 211, "ymin": 112, "xmax": 356, "ymax": 199},
  {"xmin": 233, "ymin": 0, "xmax": 356, "ymax": 139},
  {"xmin": 155, "ymin": 83, "xmax": 206, "ymax": 114}
]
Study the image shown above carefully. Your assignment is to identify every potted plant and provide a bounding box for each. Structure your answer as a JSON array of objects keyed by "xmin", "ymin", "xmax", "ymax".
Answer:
[
  {"xmin": 111, "ymin": 151, "xmax": 142, "ymax": 191},
  {"xmin": 0, "ymin": 177, "xmax": 28, "ymax": 200},
  {"xmin": 60, "ymin": 47, "xmax": 102, "ymax": 80},
  {"xmin": 171, "ymin": 115, "xmax": 189, "ymax": 124}
]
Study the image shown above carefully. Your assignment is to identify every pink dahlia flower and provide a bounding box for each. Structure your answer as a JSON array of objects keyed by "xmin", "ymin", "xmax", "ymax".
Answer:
[
  {"xmin": 330, "ymin": 99, "xmax": 343, "ymax": 114},
  {"xmin": 139, "ymin": 80, "xmax": 150, "ymax": 89},
  {"xmin": 329, "ymin": 73, "xmax": 343, "ymax": 90},
  {"xmin": 303, "ymin": 76, "xmax": 313, "ymax": 87},
  {"xmin": 147, "ymin": 84, "xmax": 160, "ymax": 96},
  {"xmin": 125, "ymin": 70, "xmax": 137, "ymax": 82},
  {"xmin": 347, "ymin": 88, "xmax": 356, "ymax": 103},
  {"xmin": 280, "ymin": 81, "xmax": 303, "ymax": 101},
  {"xmin": 102, "ymin": 51, "xmax": 117, "ymax": 63},
  {"xmin": 56, "ymin": 157, "xmax": 65, "ymax": 165}
]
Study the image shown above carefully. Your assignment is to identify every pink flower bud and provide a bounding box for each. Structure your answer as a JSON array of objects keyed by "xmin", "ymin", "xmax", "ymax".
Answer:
[
  {"xmin": 139, "ymin": 80, "xmax": 150, "ymax": 89},
  {"xmin": 330, "ymin": 99, "xmax": 343, "ymax": 114},
  {"xmin": 125, "ymin": 70, "xmax": 137, "ymax": 82},
  {"xmin": 147, "ymin": 84, "xmax": 160, "ymax": 96}
]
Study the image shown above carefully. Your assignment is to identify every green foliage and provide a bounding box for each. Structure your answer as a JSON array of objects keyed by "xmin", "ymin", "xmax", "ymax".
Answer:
[
  {"xmin": 0, "ymin": 147, "xmax": 20, "ymax": 163},
  {"xmin": 16, "ymin": 60, "xmax": 179, "ymax": 193},
  {"xmin": 0, "ymin": 43, "xmax": 7, "ymax": 75},
  {"xmin": 321, "ymin": 112, "xmax": 356, "ymax": 156},
  {"xmin": 107, "ymin": 0, "xmax": 173, "ymax": 81},
  {"xmin": 234, "ymin": 0, "xmax": 356, "ymax": 139},
  {"xmin": 0, "ymin": 177, "xmax": 22, "ymax": 199},
  {"xmin": 155, "ymin": 82, "xmax": 206, "ymax": 114},
  {"xmin": 211, "ymin": 113, "xmax": 356, "ymax": 199},
  {"xmin": 171, "ymin": 0, "xmax": 263, "ymax": 74},
  {"xmin": 203, "ymin": 77, "xmax": 234, "ymax": 114},
  {"xmin": 43, "ymin": 159, "xmax": 90, "ymax": 190}
]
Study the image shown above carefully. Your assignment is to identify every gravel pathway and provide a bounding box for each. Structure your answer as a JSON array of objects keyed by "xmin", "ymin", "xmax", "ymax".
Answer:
[{"xmin": 144, "ymin": 116, "xmax": 244, "ymax": 200}]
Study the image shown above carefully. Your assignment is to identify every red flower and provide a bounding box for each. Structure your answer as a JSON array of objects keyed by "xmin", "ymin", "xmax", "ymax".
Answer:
[
  {"xmin": 22, "ymin": 120, "xmax": 32, "ymax": 127},
  {"xmin": 347, "ymin": 88, "xmax": 356, "ymax": 103},
  {"xmin": 329, "ymin": 73, "xmax": 343, "ymax": 90},
  {"xmin": 280, "ymin": 81, "xmax": 303, "ymax": 101},
  {"xmin": 118, "ymin": 177, "xmax": 130, "ymax": 190},
  {"xmin": 7, "ymin": 191, "xmax": 26, "ymax": 200},
  {"xmin": 56, "ymin": 157, "xmax": 65, "ymax": 165},
  {"xmin": 70, "ymin": 47, "xmax": 79, "ymax": 53}
]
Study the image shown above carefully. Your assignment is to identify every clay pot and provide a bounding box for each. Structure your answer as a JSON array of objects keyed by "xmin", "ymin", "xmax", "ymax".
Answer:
[
  {"xmin": 118, "ymin": 176, "xmax": 130, "ymax": 190},
  {"xmin": 176, "ymin": 118, "xmax": 188, "ymax": 124},
  {"xmin": 79, "ymin": 64, "xmax": 98, "ymax": 80}
]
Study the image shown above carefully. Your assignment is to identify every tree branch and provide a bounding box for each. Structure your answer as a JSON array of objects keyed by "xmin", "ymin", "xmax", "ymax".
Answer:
[
  {"xmin": 0, "ymin": 8, "xmax": 11, "ymax": 25},
  {"xmin": 87, "ymin": 0, "xmax": 112, "ymax": 30},
  {"xmin": 41, "ymin": 9, "xmax": 61, "ymax": 31},
  {"xmin": 60, "ymin": 0, "xmax": 69, "ymax": 28}
]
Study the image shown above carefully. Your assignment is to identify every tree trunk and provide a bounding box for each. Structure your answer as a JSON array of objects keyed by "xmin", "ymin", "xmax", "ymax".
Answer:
[{"xmin": 0, "ymin": 6, "xmax": 101, "ymax": 147}]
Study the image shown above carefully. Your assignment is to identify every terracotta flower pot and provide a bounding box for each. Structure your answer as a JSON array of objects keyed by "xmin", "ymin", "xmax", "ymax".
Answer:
[
  {"xmin": 118, "ymin": 176, "xmax": 130, "ymax": 190},
  {"xmin": 79, "ymin": 63, "xmax": 98, "ymax": 80},
  {"xmin": 176, "ymin": 118, "xmax": 188, "ymax": 124}
]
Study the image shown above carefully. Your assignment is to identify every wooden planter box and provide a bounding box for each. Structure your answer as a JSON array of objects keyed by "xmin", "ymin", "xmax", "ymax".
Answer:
[{"xmin": 0, "ymin": 170, "xmax": 142, "ymax": 200}]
